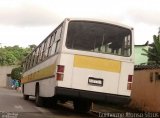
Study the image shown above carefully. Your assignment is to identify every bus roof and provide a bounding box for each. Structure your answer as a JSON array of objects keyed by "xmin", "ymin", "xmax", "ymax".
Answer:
[{"xmin": 65, "ymin": 18, "xmax": 133, "ymax": 30}]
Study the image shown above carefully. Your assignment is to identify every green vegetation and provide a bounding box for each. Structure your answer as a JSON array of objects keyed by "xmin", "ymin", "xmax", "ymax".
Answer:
[
  {"xmin": 0, "ymin": 45, "xmax": 35, "ymax": 66},
  {"xmin": 142, "ymin": 35, "xmax": 160, "ymax": 65},
  {"xmin": 11, "ymin": 67, "xmax": 23, "ymax": 80},
  {"xmin": 0, "ymin": 45, "xmax": 36, "ymax": 80}
]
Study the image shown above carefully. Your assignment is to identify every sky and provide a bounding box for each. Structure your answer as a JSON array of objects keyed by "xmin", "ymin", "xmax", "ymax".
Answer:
[{"xmin": 0, "ymin": 0, "xmax": 160, "ymax": 47}]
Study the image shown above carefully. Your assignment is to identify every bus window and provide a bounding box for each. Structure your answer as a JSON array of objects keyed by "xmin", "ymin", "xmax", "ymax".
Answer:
[
  {"xmin": 31, "ymin": 51, "xmax": 36, "ymax": 67},
  {"xmin": 34, "ymin": 48, "xmax": 38, "ymax": 65},
  {"xmin": 44, "ymin": 39, "xmax": 49, "ymax": 58},
  {"xmin": 66, "ymin": 21, "xmax": 131, "ymax": 57},
  {"xmin": 42, "ymin": 41, "xmax": 47, "ymax": 60},
  {"xmin": 47, "ymin": 36, "xmax": 52, "ymax": 57},
  {"xmin": 55, "ymin": 27, "xmax": 62, "ymax": 42},
  {"xmin": 40, "ymin": 43, "xmax": 45, "ymax": 61},
  {"xmin": 55, "ymin": 27, "xmax": 62, "ymax": 53},
  {"xmin": 50, "ymin": 32, "xmax": 57, "ymax": 55},
  {"xmin": 50, "ymin": 26, "xmax": 62, "ymax": 55},
  {"xmin": 47, "ymin": 36, "xmax": 52, "ymax": 56},
  {"xmin": 37, "ymin": 46, "xmax": 42, "ymax": 63}
]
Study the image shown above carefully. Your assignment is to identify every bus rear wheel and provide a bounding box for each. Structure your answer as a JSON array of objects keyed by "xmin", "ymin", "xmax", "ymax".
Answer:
[
  {"xmin": 43, "ymin": 97, "xmax": 57, "ymax": 108},
  {"xmin": 35, "ymin": 85, "xmax": 44, "ymax": 107},
  {"xmin": 73, "ymin": 99, "xmax": 92, "ymax": 113},
  {"xmin": 23, "ymin": 94, "xmax": 29, "ymax": 100}
]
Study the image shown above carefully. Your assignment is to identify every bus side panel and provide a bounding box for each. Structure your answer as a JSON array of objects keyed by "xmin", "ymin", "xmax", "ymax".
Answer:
[
  {"xmin": 23, "ymin": 82, "xmax": 36, "ymax": 96},
  {"xmin": 39, "ymin": 77, "xmax": 57, "ymax": 97},
  {"xmin": 22, "ymin": 55, "xmax": 59, "ymax": 97},
  {"xmin": 118, "ymin": 62, "xmax": 134, "ymax": 96},
  {"xmin": 23, "ymin": 77, "xmax": 56, "ymax": 97}
]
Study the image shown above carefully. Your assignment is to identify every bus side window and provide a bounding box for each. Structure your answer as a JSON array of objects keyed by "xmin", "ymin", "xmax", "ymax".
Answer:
[
  {"xmin": 39, "ymin": 43, "xmax": 44, "ymax": 61},
  {"xmin": 41, "ymin": 41, "xmax": 47, "ymax": 61},
  {"xmin": 46, "ymin": 36, "xmax": 52, "ymax": 57},
  {"xmin": 50, "ymin": 31, "xmax": 57, "ymax": 55},
  {"xmin": 50, "ymin": 26, "xmax": 62, "ymax": 55},
  {"xmin": 31, "ymin": 51, "xmax": 35, "ymax": 67},
  {"xmin": 34, "ymin": 48, "xmax": 39, "ymax": 65},
  {"xmin": 37, "ymin": 46, "xmax": 42, "ymax": 63},
  {"xmin": 47, "ymin": 35, "xmax": 53, "ymax": 56},
  {"xmin": 55, "ymin": 27, "xmax": 62, "ymax": 53}
]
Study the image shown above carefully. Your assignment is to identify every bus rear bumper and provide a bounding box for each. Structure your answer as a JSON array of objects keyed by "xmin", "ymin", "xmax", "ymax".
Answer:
[{"xmin": 55, "ymin": 87, "xmax": 130, "ymax": 105}]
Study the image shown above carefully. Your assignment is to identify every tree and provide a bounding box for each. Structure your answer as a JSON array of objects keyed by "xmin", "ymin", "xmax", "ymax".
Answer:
[
  {"xmin": 29, "ymin": 44, "xmax": 37, "ymax": 51},
  {"xmin": 0, "ymin": 45, "xmax": 36, "ymax": 66},
  {"xmin": 11, "ymin": 67, "xmax": 23, "ymax": 80},
  {"xmin": 5, "ymin": 52, "xmax": 17, "ymax": 65},
  {"xmin": 0, "ymin": 50, "xmax": 6, "ymax": 65},
  {"xmin": 142, "ymin": 35, "xmax": 160, "ymax": 65}
]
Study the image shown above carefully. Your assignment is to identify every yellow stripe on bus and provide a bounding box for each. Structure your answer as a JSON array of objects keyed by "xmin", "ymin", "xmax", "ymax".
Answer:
[
  {"xmin": 21, "ymin": 64, "xmax": 56, "ymax": 84},
  {"xmin": 74, "ymin": 55, "xmax": 121, "ymax": 73}
]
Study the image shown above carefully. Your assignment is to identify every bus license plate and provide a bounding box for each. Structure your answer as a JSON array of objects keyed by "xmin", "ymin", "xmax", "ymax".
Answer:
[{"xmin": 88, "ymin": 77, "xmax": 103, "ymax": 86}]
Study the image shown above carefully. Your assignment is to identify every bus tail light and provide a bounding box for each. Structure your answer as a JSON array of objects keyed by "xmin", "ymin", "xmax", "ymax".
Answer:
[
  {"xmin": 127, "ymin": 83, "xmax": 132, "ymax": 90},
  {"xmin": 127, "ymin": 75, "xmax": 133, "ymax": 90},
  {"xmin": 128, "ymin": 75, "xmax": 133, "ymax": 82},
  {"xmin": 56, "ymin": 73, "xmax": 64, "ymax": 81},
  {"xmin": 56, "ymin": 65, "xmax": 64, "ymax": 81},
  {"xmin": 57, "ymin": 65, "xmax": 64, "ymax": 73}
]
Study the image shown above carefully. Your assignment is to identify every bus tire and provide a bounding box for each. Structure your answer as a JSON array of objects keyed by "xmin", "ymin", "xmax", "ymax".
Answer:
[
  {"xmin": 44, "ymin": 97, "xmax": 57, "ymax": 108},
  {"xmin": 73, "ymin": 99, "xmax": 92, "ymax": 113},
  {"xmin": 23, "ymin": 94, "xmax": 29, "ymax": 100},
  {"xmin": 35, "ymin": 85, "xmax": 43, "ymax": 107}
]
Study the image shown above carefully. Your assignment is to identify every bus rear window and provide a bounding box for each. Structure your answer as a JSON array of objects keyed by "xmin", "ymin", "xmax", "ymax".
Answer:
[{"xmin": 66, "ymin": 21, "xmax": 132, "ymax": 57}]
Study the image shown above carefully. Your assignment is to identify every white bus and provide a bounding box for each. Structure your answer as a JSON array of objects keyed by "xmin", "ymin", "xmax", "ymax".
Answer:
[{"xmin": 21, "ymin": 18, "xmax": 134, "ymax": 112}]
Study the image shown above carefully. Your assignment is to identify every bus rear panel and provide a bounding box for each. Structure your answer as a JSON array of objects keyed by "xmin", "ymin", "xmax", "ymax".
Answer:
[{"xmin": 55, "ymin": 19, "xmax": 134, "ymax": 104}]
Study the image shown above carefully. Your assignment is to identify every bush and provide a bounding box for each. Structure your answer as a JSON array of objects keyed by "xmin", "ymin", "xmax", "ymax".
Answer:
[{"xmin": 11, "ymin": 67, "xmax": 23, "ymax": 80}]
